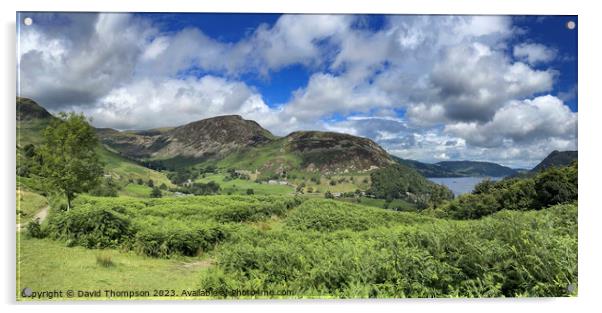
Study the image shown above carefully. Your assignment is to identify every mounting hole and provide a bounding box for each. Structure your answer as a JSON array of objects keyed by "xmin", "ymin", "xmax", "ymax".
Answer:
[
  {"xmin": 23, "ymin": 17, "xmax": 33, "ymax": 26},
  {"xmin": 566, "ymin": 20, "xmax": 576, "ymax": 30}
]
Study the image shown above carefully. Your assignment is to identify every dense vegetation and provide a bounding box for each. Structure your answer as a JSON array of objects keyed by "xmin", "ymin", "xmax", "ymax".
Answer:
[
  {"xmin": 369, "ymin": 164, "xmax": 454, "ymax": 209},
  {"xmin": 200, "ymin": 202, "xmax": 576, "ymax": 298},
  {"xmin": 40, "ymin": 195, "xmax": 302, "ymax": 258}
]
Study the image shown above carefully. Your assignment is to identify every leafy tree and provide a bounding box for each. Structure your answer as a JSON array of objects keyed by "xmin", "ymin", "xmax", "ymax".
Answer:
[
  {"xmin": 37, "ymin": 113, "xmax": 103, "ymax": 210},
  {"xmin": 90, "ymin": 177, "xmax": 119, "ymax": 197},
  {"xmin": 159, "ymin": 183, "xmax": 168, "ymax": 190},
  {"xmin": 147, "ymin": 179, "xmax": 155, "ymax": 188},
  {"xmin": 369, "ymin": 164, "xmax": 453, "ymax": 208},
  {"xmin": 325, "ymin": 191, "xmax": 334, "ymax": 199},
  {"xmin": 150, "ymin": 186, "xmax": 163, "ymax": 198},
  {"xmin": 136, "ymin": 178, "xmax": 144, "ymax": 185},
  {"xmin": 246, "ymin": 188, "xmax": 254, "ymax": 195},
  {"xmin": 534, "ymin": 166, "xmax": 577, "ymax": 208},
  {"xmin": 473, "ymin": 179, "xmax": 496, "ymax": 195}
]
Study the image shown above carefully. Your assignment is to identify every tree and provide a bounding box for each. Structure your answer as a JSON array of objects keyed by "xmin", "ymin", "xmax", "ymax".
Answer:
[
  {"xmin": 147, "ymin": 179, "xmax": 154, "ymax": 188},
  {"xmin": 150, "ymin": 186, "xmax": 163, "ymax": 198},
  {"xmin": 325, "ymin": 191, "xmax": 334, "ymax": 199},
  {"xmin": 38, "ymin": 113, "xmax": 103, "ymax": 210},
  {"xmin": 246, "ymin": 188, "xmax": 254, "ymax": 195},
  {"xmin": 534, "ymin": 167, "xmax": 577, "ymax": 208}
]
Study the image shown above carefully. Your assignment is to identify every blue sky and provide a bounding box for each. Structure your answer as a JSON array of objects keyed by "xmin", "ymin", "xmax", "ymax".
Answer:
[{"xmin": 17, "ymin": 13, "xmax": 578, "ymax": 168}]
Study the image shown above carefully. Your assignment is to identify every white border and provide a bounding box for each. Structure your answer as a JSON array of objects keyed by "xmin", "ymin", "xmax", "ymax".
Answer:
[{"xmin": 2, "ymin": 1, "xmax": 600, "ymax": 312}]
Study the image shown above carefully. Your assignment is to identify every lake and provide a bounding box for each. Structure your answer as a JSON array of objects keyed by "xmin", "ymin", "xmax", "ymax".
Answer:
[{"xmin": 428, "ymin": 176, "xmax": 505, "ymax": 196}]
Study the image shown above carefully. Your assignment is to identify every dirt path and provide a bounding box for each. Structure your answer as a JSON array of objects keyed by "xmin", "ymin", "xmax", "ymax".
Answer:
[{"xmin": 17, "ymin": 205, "xmax": 50, "ymax": 232}]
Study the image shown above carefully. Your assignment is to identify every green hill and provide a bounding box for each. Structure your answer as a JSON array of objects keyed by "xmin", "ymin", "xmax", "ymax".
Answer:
[
  {"xmin": 531, "ymin": 150, "xmax": 578, "ymax": 172},
  {"xmin": 16, "ymin": 97, "xmax": 172, "ymax": 188}
]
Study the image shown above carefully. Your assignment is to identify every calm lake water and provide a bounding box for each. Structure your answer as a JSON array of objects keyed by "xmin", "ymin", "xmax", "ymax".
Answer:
[{"xmin": 428, "ymin": 177, "xmax": 504, "ymax": 196}]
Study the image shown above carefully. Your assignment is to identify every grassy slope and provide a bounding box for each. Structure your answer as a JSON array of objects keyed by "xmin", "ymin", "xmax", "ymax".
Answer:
[
  {"xmin": 17, "ymin": 237, "xmax": 207, "ymax": 299},
  {"xmin": 97, "ymin": 146, "xmax": 172, "ymax": 187}
]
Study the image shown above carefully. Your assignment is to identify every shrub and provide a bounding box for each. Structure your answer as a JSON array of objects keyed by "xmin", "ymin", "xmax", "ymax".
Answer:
[
  {"xmin": 246, "ymin": 188, "xmax": 254, "ymax": 195},
  {"xmin": 46, "ymin": 205, "xmax": 133, "ymax": 248},
  {"xmin": 132, "ymin": 220, "xmax": 228, "ymax": 258},
  {"xmin": 150, "ymin": 186, "xmax": 162, "ymax": 198},
  {"xmin": 26, "ymin": 218, "xmax": 46, "ymax": 238}
]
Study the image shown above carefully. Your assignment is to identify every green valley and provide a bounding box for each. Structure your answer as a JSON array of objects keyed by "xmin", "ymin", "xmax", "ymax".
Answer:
[{"xmin": 16, "ymin": 97, "xmax": 579, "ymax": 300}]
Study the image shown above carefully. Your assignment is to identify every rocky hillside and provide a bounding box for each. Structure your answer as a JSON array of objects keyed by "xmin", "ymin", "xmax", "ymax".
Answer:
[
  {"xmin": 285, "ymin": 131, "xmax": 394, "ymax": 172},
  {"xmin": 98, "ymin": 115, "xmax": 276, "ymax": 160}
]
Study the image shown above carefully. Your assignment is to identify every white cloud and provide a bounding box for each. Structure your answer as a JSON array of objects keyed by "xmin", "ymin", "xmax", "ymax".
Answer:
[
  {"xmin": 446, "ymin": 95, "xmax": 577, "ymax": 147},
  {"xmin": 81, "ymin": 76, "xmax": 278, "ymax": 130},
  {"xmin": 513, "ymin": 43, "xmax": 557, "ymax": 65},
  {"xmin": 19, "ymin": 13, "xmax": 155, "ymax": 108}
]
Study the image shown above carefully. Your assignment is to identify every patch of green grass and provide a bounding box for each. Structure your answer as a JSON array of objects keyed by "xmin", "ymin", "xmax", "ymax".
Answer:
[
  {"xmin": 195, "ymin": 174, "xmax": 293, "ymax": 195},
  {"xmin": 120, "ymin": 183, "xmax": 153, "ymax": 198},
  {"xmin": 16, "ymin": 189, "xmax": 47, "ymax": 221},
  {"xmin": 17, "ymin": 237, "xmax": 210, "ymax": 300}
]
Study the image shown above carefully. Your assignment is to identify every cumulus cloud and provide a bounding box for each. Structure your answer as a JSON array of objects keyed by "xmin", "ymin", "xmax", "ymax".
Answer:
[
  {"xmin": 78, "ymin": 76, "xmax": 278, "ymax": 130},
  {"xmin": 446, "ymin": 95, "xmax": 577, "ymax": 147},
  {"xmin": 513, "ymin": 43, "xmax": 557, "ymax": 65},
  {"xmin": 19, "ymin": 13, "xmax": 156, "ymax": 109}
]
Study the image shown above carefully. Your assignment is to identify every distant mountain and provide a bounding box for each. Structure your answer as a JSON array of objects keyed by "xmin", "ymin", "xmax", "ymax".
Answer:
[
  {"xmin": 531, "ymin": 150, "xmax": 578, "ymax": 172},
  {"xmin": 393, "ymin": 156, "xmax": 517, "ymax": 177},
  {"xmin": 436, "ymin": 161, "xmax": 517, "ymax": 177},
  {"xmin": 392, "ymin": 156, "xmax": 459, "ymax": 177},
  {"xmin": 98, "ymin": 115, "xmax": 395, "ymax": 173}
]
